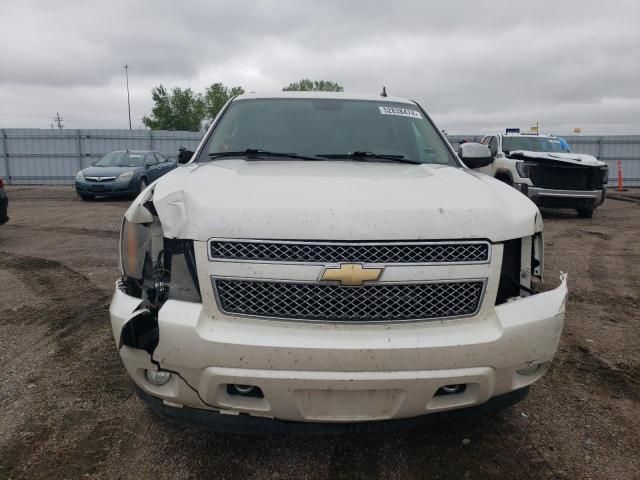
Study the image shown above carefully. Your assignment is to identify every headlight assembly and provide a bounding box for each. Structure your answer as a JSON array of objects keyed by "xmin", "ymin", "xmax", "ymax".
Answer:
[
  {"xmin": 119, "ymin": 218, "xmax": 151, "ymax": 279},
  {"xmin": 515, "ymin": 161, "xmax": 530, "ymax": 178},
  {"xmin": 116, "ymin": 171, "xmax": 135, "ymax": 183},
  {"xmin": 75, "ymin": 170, "xmax": 85, "ymax": 182},
  {"xmin": 495, "ymin": 232, "xmax": 544, "ymax": 305},
  {"xmin": 119, "ymin": 215, "xmax": 201, "ymax": 303}
]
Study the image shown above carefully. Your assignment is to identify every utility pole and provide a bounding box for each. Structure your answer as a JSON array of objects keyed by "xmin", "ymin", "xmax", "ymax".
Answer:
[
  {"xmin": 54, "ymin": 112, "xmax": 64, "ymax": 130},
  {"xmin": 125, "ymin": 64, "xmax": 132, "ymax": 130}
]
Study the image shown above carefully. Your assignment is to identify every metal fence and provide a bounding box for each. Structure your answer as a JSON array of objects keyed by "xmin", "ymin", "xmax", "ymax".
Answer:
[
  {"xmin": 0, "ymin": 129, "xmax": 204, "ymax": 185},
  {"xmin": 1, "ymin": 129, "xmax": 639, "ymax": 186},
  {"xmin": 448, "ymin": 134, "xmax": 640, "ymax": 187}
]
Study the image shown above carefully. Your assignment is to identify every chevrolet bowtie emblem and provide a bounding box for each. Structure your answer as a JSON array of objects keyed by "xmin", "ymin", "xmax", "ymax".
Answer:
[{"xmin": 320, "ymin": 263, "xmax": 383, "ymax": 286}]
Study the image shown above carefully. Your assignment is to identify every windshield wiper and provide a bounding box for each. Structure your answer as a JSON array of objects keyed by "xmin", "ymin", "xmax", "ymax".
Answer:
[
  {"xmin": 317, "ymin": 151, "xmax": 421, "ymax": 164},
  {"xmin": 208, "ymin": 149, "xmax": 321, "ymax": 161}
]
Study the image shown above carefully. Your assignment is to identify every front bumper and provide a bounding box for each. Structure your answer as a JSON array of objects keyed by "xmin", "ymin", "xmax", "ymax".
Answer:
[
  {"xmin": 110, "ymin": 275, "xmax": 568, "ymax": 427},
  {"xmin": 75, "ymin": 180, "xmax": 137, "ymax": 197},
  {"xmin": 135, "ymin": 383, "xmax": 530, "ymax": 433},
  {"xmin": 523, "ymin": 186, "xmax": 606, "ymax": 209}
]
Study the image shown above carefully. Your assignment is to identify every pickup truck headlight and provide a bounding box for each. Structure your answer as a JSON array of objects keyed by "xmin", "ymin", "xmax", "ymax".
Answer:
[
  {"xmin": 119, "ymin": 218, "xmax": 151, "ymax": 279},
  {"xmin": 75, "ymin": 170, "xmax": 85, "ymax": 182},
  {"xmin": 119, "ymin": 215, "xmax": 201, "ymax": 302},
  {"xmin": 600, "ymin": 165, "xmax": 609, "ymax": 184},
  {"xmin": 515, "ymin": 161, "xmax": 530, "ymax": 178},
  {"xmin": 496, "ymin": 233, "xmax": 544, "ymax": 305},
  {"xmin": 116, "ymin": 171, "xmax": 135, "ymax": 183}
]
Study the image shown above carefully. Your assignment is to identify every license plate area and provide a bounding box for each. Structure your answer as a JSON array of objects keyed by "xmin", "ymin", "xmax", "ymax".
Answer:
[{"xmin": 293, "ymin": 389, "xmax": 406, "ymax": 421}]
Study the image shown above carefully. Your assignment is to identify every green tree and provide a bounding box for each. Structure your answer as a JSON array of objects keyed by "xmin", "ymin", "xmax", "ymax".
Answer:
[
  {"xmin": 282, "ymin": 79, "xmax": 344, "ymax": 92},
  {"xmin": 202, "ymin": 83, "xmax": 245, "ymax": 127},
  {"xmin": 142, "ymin": 85, "xmax": 205, "ymax": 131},
  {"xmin": 143, "ymin": 82, "xmax": 244, "ymax": 131}
]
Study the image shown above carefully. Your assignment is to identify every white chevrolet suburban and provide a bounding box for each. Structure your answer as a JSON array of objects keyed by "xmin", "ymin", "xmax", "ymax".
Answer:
[
  {"xmin": 110, "ymin": 92, "xmax": 568, "ymax": 432},
  {"xmin": 477, "ymin": 132, "xmax": 608, "ymax": 218}
]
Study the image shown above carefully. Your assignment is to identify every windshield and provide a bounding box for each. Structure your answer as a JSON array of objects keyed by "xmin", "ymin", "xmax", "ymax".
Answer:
[
  {"xmin": 502, "ymin": 136, "xmax": 569, "ymax": 153},
  {"xmin": 95, "ymin": 152, "xmax": 145, "ymax": 167},
  {"xmin": 204, "ymin": 98, "xmax": 457, "ymax": 165}
]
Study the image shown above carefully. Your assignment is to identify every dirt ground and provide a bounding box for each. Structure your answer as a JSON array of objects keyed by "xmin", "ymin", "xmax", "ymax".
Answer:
[{"xmin": 0, "ymin": 186, "xmax": 638, "ymax": 480}]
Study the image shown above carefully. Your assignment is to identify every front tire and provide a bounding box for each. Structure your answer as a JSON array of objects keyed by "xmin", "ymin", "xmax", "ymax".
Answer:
[
  {"xmin": 136, "ymin": 177, "xmax": 148, "ymax": 196},
  {"xmin": 577, "ymin": 208, "xmax": 594, "ymax": 218},
  {"xmin": 80, "ymin": 194, "xmax": 95, "ymax": 201}
]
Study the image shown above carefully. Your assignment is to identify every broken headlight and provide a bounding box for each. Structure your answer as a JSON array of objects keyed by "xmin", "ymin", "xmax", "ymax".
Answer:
[
  {"xmin": 495, "ymin": 232, "xmax": 544, "ymax": 305},
  {"xmin": 515, "ymin": 161, "xmax": 530, "ymax": 178},
  {"xmin": 119, "ymin": 218, "xmax": 151, "ymax": 280}
]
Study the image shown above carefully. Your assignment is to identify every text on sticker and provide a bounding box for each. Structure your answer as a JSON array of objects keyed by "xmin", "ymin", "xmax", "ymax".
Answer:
[{"xmin": 379, "ymin": 106, "xmax": 422, "ymax": 119}]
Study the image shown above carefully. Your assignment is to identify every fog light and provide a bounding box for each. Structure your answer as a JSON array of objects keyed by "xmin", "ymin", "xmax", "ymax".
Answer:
[
  {"xmin": 226, "ymin": 384, "xmax": 264, "ymax": 398},
  {"xmin": 441, "ymin": 384, "xmax": 462, "ymax": 394},
  {"xmin": 145, "ymin": 369, "xmax": 172, "ymax": 386},
  {"xmin": 435, "ymin": 384, "xmax": 467, "ymax": 396}
]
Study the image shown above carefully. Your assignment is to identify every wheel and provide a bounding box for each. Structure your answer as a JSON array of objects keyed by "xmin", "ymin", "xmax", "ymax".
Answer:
[
  {"xmin": 80, "ymin": 194, "xmax": 95, "ymax": 201},
  {"xmin": 577, "ymin": 208, "xmax": 594, "ymax": 218},
  {"xmin": 136, "ymin": 177, "xmax": 148, "ymax": 195},
  {"xmin": 495, "ymin": 174, "xmax": 513, "ymax": 188}
]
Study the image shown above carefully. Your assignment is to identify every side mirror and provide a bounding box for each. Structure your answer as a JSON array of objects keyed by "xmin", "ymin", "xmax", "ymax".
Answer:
[
  {"xmin": 177, "ymin": 149, "xmax": 194, "ymax": 164},
  {"xmin": 459, "ymin": 143, "xmax": 493, "ymax": 169}
]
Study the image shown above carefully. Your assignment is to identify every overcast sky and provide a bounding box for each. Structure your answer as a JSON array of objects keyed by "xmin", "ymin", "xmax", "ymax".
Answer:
[{"xmin": 1, "ymin": 0, "xmax": 639, "ymax": 134}]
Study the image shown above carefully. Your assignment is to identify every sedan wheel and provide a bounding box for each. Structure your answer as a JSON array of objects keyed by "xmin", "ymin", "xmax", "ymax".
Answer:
[{"xmin": 137, "ymin": 178, "xmax": 148, "ymax": 194}]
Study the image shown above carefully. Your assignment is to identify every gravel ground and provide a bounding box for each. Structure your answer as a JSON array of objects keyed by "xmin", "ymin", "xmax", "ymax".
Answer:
[{"xmin": 0, "ymin": 186, "xmax": 638, "ymax": 480}]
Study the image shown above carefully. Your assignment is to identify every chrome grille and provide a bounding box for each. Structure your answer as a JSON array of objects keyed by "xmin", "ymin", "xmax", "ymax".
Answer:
[
  {"xmin": 214, "ymin": 279, "xmax": 484, "ymax": 322},
  {"xmin": 209, "ymin": 240, "xmax": 489, "ymax": 264},
  {"xmin": 85, "ymin": 176, "xmax": 116, "ymax": 182}
]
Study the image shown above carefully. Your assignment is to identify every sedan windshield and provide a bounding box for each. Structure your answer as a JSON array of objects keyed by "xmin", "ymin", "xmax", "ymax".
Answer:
[
  {"xmin": 204, "ymin": 98, "xmax": 457, "ymax": 166},
  {"xmin": 502, "ymin": 137, "xmax": 569, "ymax": 153},
  {"xmin": 95, "ymin": 152, "xmax": 145, "ymax": 167}
]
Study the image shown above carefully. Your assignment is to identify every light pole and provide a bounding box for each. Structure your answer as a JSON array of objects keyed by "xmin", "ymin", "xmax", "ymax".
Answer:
[{"xmin": 124, "ymin": 64, "xmax": 132, "ymax": 130}]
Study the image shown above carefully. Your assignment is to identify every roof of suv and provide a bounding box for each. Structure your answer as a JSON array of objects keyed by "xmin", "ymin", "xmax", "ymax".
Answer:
[
  {"xmin": 234, "ymin": 91, "xmax": 416, "ymax": 104},
  {"xmin": 501, "ymin": 133, "xmax": 556, "ymax": 139}
]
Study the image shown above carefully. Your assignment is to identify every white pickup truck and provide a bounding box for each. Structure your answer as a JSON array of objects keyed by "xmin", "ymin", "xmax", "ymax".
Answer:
[
  {"xmin": 110, "ymin": 92, "xmax": 568, "ymax": 432},
  {"xmin": 476, "ymin": 132, "xmax": 608, "ymax": 217}
]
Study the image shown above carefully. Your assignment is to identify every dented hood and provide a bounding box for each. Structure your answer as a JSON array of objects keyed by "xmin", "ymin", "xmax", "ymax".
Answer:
[
  {"xmin": 508, "ymin": 150, "xmax": 605, "ymax": 167},
  {"xmin": 142, "ymin": 159, "xmax": 540, "ymax": 243}
]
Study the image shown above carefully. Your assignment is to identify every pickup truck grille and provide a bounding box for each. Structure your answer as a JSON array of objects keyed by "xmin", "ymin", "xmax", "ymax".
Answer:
[
  {"xmin": 214, "ymin": 279, "xmax": 485, "ymax": 322},
  {"xmin": 209, "ymin": 240, "xmax": 490, "ymax": 264},
  {"xmin": 528, "ymin": 164, "xmax": 604, "ymax": 191}
]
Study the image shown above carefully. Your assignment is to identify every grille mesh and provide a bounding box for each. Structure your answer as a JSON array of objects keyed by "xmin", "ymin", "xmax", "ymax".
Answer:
[
  {"xmin": 528, "ymin": 164, "xmax": 604, "ymax": 191},
  {"xmin": 215, "ymin": 279, "xmax": 484, "ymax": 322},
  {"xmin": 210, "ymin": 241, "xmax": 489, "ymax": 264}
]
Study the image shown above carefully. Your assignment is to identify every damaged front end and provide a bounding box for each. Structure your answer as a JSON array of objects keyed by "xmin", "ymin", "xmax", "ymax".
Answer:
[
  {"xmin": 117, "ymin": 187, "xmax": 201, "ymax": 356},
  {"xmin": 508, "ymin": 151, "xmax": 608, "ymax": 212},
  {"xmin": 510, "ymin": 151, "xmax": 608, "ymax": 191}
]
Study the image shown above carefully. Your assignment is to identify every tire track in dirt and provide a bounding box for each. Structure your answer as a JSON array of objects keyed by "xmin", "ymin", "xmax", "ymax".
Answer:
[
  {"xmin": 537, "ymin": 205, "xmax": 640, "ymax": 479},
  {"xmin": 0, "ymin": 252, "xmax": 131, "ymax": 480},
  {"xmin": 2, "ymin": 224, "xmax": 119, "ymax": 240}
]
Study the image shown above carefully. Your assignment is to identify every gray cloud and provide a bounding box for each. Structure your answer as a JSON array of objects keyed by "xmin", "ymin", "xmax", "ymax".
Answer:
[{"xmin": 0, "ymin": 0, "xmax": 638, "ymax": 133}]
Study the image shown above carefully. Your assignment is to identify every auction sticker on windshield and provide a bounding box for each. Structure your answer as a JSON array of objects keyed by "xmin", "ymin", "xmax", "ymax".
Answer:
[{"xmin": 379, "ymin": 106, "xmax": 422, "ymax": 119}]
